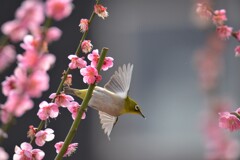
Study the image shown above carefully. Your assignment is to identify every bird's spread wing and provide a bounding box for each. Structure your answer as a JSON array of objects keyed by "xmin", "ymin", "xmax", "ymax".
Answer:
[
  {"xmin": 104, "ymin": 63, "xmax": 133, "ymax": 98},
  {"xmin": 99, "ymin": 111, "xmax": 118, "ymax": 140}
]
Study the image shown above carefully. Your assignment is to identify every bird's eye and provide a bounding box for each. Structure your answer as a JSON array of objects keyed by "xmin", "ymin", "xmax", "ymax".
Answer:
[{"xmin": 135, "ymin": 105, "xmax": 139, "ymax": 111}]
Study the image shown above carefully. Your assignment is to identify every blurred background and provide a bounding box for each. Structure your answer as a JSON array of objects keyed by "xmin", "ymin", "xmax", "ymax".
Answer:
[{"xmin": 1, "ymin": 0, "xmax": 240, "ymax": 159}]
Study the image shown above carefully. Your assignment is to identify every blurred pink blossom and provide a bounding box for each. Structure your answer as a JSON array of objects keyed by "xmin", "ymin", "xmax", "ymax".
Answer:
[
  {"xmin": 37, "ymin": 101, "xmax": 59, "ymax": 120},
  {"xmin": 1, "ymin": 0, "xmax": 44, "ymax": 42},
  {"xmin": 0, "ymin": 147, "xmax": 8, "ymax": 160},
  {"xmin": 67, "ymin": 101, "xmax": 86, "ymax": 120},
  {"xmin": 80, "ymin": 66, "xmax": 101, "ymax": 84},
  {"xmin": 2, "ymin": 92, "xmax": 33, "ymax": 117},
  {"xmin": 212, "ymin": 9, "xmax": 227, "ymax": 26},
  {"xmin": 79, "ymin": 19, "xmax": 89, "ymax": 32},
  {"xmin": 0, "ymin": 45, "xmax": 16, "ymax": 73},
  {"xmin": 49, "ymin": 93, "xmax": 74, "ymax": 107},
  {"xmin": 2, "ymin": 75, "xmax": 16, "ymax": 96},
  {"xmin": 94, "ymin": 4, "xmax": 108, "ymax": 19},
  {"xmin": 14, "ymin": 68, "xmax": 49, "ymax": 97},
  {"xmin": 81, "ymin": 40, "xmax": 93, "ymax": 54},
  {"xmin": 235, "ymin": 46, "xmax": 240, "ymax": 57},
  {"xmin": 35, "ymin": 128, "xmax": 55, "ymax": 146},
  {"xmin": 20, "ymin": 35, "xmax": 40, "ymax": 51},
  {"xmin": 1, "ymin": 20, "xmax": 27, "ymax": 42},
  {"xmin": 201, "ymin": 101, "xmax": 240, "ymax": 160},
  {"xmin": 216, "ymin": 25, "xmax": 232, "ymax": 40},
  {"xmin": 46, "ymin": 0, "xmax": 73, "ymax": 21},
  {"xmin": 219, "ymin": 112, "xmax": 240, "ymax": 132},
  {"xmin": 17, "ymin": 50, "xmax": 55, "ymax": 71},
  {"xmin": 0, "ymin": 106, "xmax": 11, "ymax": 124},
  {"xmin": 46, "ymin": 27, "xmax": 62, "ymax": 42},
  {"xmin": 234, "ymin": 31, "xmax": 240, "ymax": 41},
  {"xmin": 13, "ymin": 142, "xmax": 45, "ymax": 160},
  {"xmin": 196, "ymin": 3, "xmax": 212, "ymax": 20},
  {"xmin": 55, "ymin": 141, "xmax": 78, "ymax": 157},
  {"xmin": 68, "ymin": 55, "xmax": 87, "ymax": 69},
  {"xmin": 15, "ymin": 0, "xmax": 44, "ymax": 28},
  {"xmin": 30, "ymin": 26, "xmax": 62, "ymax": 43}
]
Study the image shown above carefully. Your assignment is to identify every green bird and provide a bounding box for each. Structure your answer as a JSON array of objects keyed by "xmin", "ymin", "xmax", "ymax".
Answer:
[{"xmin": 64, "ymin": 64, "xmax": 145, "ymax": 139}]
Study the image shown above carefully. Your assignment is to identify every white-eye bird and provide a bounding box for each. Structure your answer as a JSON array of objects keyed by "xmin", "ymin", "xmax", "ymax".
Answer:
[{"xmin": 64, "ymin": 64, "xmax": 145, "ymax": 139}]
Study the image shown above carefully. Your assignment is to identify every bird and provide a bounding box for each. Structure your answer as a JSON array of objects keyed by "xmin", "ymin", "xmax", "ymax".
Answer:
[{"xmin": 64, "ymin": 63, "xmax": 145, "ymax": 139}]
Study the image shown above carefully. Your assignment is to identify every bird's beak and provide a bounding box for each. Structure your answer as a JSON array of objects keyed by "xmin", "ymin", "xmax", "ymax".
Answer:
[{"xmin": 139, "ymin": 110, "xmax": 145, "ymax": 119}]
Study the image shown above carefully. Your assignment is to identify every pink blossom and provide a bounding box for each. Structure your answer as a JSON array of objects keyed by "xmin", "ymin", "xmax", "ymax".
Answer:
[
  {"xmin": 2, "ymin": 92, "xmax": 33, "ymax": 117},
  {"xmin": 0, "ymin": 147, "xmax": 9, "ymax": 160},
  {"xmin": 80, "ymin": 66, "xmax": 101, "ymax": 84},
  {"xmin": 212, "ymin": 9, "xmax": 227, "ymax": 26},
  {"xmin": 0, "ymin": 45, "xmax": 16, "ymax": 72},
  {"xmin": 13, "ymin": 142, "xmax": 45, "ymax": 160},
  {"xmin": 88, "ymin": 49, "xmax": 114, "ymax": 71},
  {"xmin": 31, "ymin": 149, "xmax": 45, "ymax": 160},
  {"xmin": 196, "ymin": 3, "xmax": 212, "ymax": 20},
  {"xmin": 94, "ymin": 4, "xmax": 108, "ymax": 19},
  {"xmin": 68, "ymin": 55, "xmax": 87, "ymax": 69},
  {"xmin": 35, "ymin": 128, "xmax": 55, "ymax": 146},
  {"xmin": 63, "ymin": 74, "xmax": 72, "ymax": 86},
  {"xmin": 46, "ymin": 0, "xmax": 73, "ymax": 21},
  {"xmin": 235, "ymin": 46, "xmax": 240, "ymax": 57},
  {"xmin": 67, "ymin": 101, "xmax": 86, "ymax": 120},
  {"xmin": 219, "ymin": 112, "xmax": 240, "ymax": 131},
  {"xmin": 79, "ymin": 19, "xmax": 89, "ymax": 32},
  {"xmin": 13, "ymin": 142, "xmax": 32, "ymax": 160},
  {"xmin": 102, "ymin": 57, "xmax": 114, "ymax": 71},
  {"xmin": 2, "ymin": 75, "xmax": 16, "ymax": 96},
  {"xmin": 216, "ymin": 25, "xmax": 232, "ymax": 40},
  {"xmin": 37, "ymin": 101, "xmax": 59, "ymax": 120},
  {"xmin": 49, "ymin": 93, "xmax": 74, "ymax": 107},
  {"xmin": 17, "ymin": 50, "xmax": 55, "ymax": 71},
  {"xmin": 88, "ymin": 49, "xmax": 99, "ymax": 67},
  {"xmin": 81, "ymin": 40, "xmax": 93, "ymax": 54},
  {"xmin": 55, "ymin": 141, "xmax": 78, "ymax": 157}
]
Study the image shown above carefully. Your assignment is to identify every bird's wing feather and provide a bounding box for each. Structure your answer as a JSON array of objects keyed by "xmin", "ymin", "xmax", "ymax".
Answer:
[
  {"xmin": 104, "ymin": 63, "xmax": 133, "ymax": 98},
  {"xmin": 99, "ymin": 111, "xmax": 118, "ymax": 140}
]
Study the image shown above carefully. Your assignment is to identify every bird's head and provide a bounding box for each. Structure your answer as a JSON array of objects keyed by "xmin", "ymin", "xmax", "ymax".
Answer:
[{"xmin": 125, "ymin": 96, "xmax": 145, "ymax": 118}]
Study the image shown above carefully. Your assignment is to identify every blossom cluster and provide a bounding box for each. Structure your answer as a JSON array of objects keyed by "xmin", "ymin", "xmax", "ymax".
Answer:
[
  {"xmin": 196, "ymin": 3, "xmax": 240, "ymax": 56},
  {"xmin": 0, "ymin": 1, "xmax": 112, "ymax": 159}
]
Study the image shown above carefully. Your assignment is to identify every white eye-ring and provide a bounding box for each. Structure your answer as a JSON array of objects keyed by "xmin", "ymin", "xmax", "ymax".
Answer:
[{"xmin": 135, "ymin": 105, "xmax": 139, "ymax": 111}]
